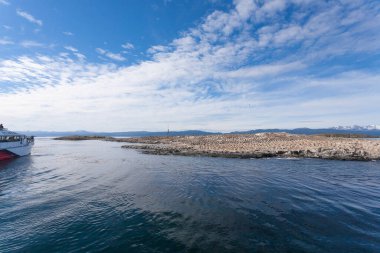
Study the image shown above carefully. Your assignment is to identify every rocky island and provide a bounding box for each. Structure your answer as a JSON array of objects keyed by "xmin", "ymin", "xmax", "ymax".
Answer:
[
  {"xmin": 55, "ymin": 133, "xmax": 380, "ymax": 161},
  {"xmin": 121, "ymin": 133, "xmax": 380, "ymax": 161}
]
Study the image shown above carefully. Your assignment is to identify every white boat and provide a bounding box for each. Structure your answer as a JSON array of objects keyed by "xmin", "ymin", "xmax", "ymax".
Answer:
[{"xmin": 0, "ymin": 126, "xmax": 34, "ymax": 160}]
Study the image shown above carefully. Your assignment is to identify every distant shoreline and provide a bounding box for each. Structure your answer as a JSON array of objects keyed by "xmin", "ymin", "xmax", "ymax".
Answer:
[
  {"xmin": 54, "ymin": 136, "xmax": 114, "ymax": 141},
  {"xmin": 54, "ymin": 133, "xmax": 380, "ymax": 161},
  {"xmin": 22, "ymin": 128, "xmax": 380, "ymax": 138}
]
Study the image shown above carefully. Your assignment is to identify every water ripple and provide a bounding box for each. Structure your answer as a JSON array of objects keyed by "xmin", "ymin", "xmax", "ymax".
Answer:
[{"xmin": 0, "ymin": 139, "xmax": 379, "ymax": 252}]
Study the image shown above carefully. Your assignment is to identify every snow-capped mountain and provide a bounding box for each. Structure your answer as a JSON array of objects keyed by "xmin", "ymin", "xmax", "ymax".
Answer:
[{"xmin": 331, "ymin": 125, "xmax": 379, "ymax": 131}]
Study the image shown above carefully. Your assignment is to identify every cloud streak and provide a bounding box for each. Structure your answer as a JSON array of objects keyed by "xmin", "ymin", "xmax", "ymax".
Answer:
[
  {"xmin": 0, "ymin": 0, "xmax": 9, "ymax": 5},
  {"xmin": 63, "ymin": 31, "xmax": 74, "ymax": 36},
  {"xmin": 96, "ymin": 48, "xmax": 126, "ymax": 61},
  {"xmin": 16, "ymin": 9, "xmax": 43, "ymax": 26},
  {"xmin": 64, "ymin": 46, "xmax": 78, "ymax": 52},
  {"xmin": 0, "ymin": 38, "xmax": 13, "ymax": 45},
  {"xmin": 121, "ymin": 42, "xmax": 134, "ymax": 50},
  {"xmin": 20, "ymin": 40, "xmax": 45, "ymax": 48}
]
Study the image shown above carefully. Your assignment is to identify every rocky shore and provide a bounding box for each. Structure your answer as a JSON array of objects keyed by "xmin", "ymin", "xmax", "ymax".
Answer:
[{"xmin": 121, "ymin": 133, "xmax": 380, "ymax": 161}]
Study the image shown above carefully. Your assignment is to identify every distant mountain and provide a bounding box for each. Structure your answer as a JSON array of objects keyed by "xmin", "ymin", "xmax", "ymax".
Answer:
[
  {"xmin": 231, "ymin": 127, "xmax": 380, "ymax": 136},
  {"xmin": 331, "ymin": 125, "xmax": 379, "ymax": 131},
  {"xmin": 19, "ymin": 130, "xmax": 218, "ymax": 137},
  {"xmin": 19, "ymin": 126, "xmax": 380, "ymax": 137}
]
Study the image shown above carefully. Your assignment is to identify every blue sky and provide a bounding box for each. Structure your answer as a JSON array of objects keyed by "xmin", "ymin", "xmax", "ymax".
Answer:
[
  {"xmin": 1, "ymin": 0, "xmax": 231, "ymax": 62},
  {"xmin": 1, "ymin": 0, "xmax": 380, "ymax": 131}
]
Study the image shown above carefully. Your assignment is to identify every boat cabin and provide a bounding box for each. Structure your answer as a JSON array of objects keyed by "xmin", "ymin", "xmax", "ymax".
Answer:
[
  {"xmin": 0, "ymin": 129, "xmax": 25, "ymax": 142},
  {"xmin": 0, "ymin": 129, "xmax": 34, "ymax": 143}
]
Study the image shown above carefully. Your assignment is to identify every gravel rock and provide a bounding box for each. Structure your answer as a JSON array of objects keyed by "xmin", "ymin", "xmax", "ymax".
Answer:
[{"xmin": 122, "ymin": 133, "xmax": 380, "ymax": 161}]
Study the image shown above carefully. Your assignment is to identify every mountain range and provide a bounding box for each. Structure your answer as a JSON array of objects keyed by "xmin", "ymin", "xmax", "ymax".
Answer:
[{"xmin": 19, "ymin": 125, "xmax": 380, "ymax": 137}]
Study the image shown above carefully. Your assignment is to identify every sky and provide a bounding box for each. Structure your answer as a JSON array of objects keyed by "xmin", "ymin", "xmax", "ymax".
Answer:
[{"xmin": 0, "ymin": 0, "xmax": 380, "ymax": 132}]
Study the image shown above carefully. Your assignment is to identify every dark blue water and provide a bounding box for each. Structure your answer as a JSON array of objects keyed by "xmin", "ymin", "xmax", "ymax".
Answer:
[{"xmin": 1, "ymin": 139, "xmax": 380, "ymax": 252}]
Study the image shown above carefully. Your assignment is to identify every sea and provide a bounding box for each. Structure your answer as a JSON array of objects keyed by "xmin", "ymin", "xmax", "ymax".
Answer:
[{"xmin": 0, "ymin": 138, "xmax": 379, "ymax": 253}]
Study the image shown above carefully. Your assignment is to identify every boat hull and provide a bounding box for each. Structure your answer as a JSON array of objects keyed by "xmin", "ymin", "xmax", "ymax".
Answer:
[{"xmin": 0, "ymin": 143, "xmax": 33, "ymax": 160}]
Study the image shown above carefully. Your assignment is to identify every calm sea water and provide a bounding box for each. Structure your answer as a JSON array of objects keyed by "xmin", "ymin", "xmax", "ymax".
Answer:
[{"xmin": 1, "ymin": 138, "xmax": 380, "ymax": 253}]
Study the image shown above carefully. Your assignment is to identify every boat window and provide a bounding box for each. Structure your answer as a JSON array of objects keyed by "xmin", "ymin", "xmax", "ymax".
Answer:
[{"xmin": 0, "ymin": 135, "xmax": 22, "ymax": 142}]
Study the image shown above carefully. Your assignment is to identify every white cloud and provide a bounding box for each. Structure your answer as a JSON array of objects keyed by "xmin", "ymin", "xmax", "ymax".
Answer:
[
  {"xmin": 95, "ymin": 48, "xmax": 106, "ymax": 55},
  {"xmin": 0, "ymin": 55, "xmax": 378, "ymax": 131},
  {"xmin": 0, "ymin": 0, "xmax": 9, "ymax": 5},
  {"xmin": 20, "ymin": 40, "xmax": 44, "ymax": 48},
  {"xmin": 222, "ymin": 62, "xmax": 305, "ymax": 79},
  {"xmin": 256, "ymin": 0, "xmax": 286, "ymax": 20},
  {"xmin": 272, "ymin": 25, "xmax": 303, "ymax": 44},
  {"xmin": 62, "ymin": 46, "xmax": 85, "ymax": 60},
  {"xmin": 64, "ymin": 46, "xmax": 78, "ymax": 52},
  {"xmin": 16, "ymin": 10, "xmax": 43, "ymax": 26},
  {"xmin": 16, "ymin": 9, "xmax": 43, "ymax": 26},
  {"xmin": 234, "ymin": 0, "xmax": 257, "ymax": 20},
  {"xmin": 1, "ymin": 0, "xmax": 380, "ymax": 131},
  {"xmin": 147, "ymin": 45, "xmax": 169, "ymax": 54},
  {"xmin": 96, "ymin": 48, "xmax": 126, "ymax": 61},
  {"xmin": 121, "ymin": 42, "xmax": 134, "ymax": 50},
  {"xmin": 63, "ymin": 31, "xmax": 74, "ymax": 36},
  {"xmin": 74, "ymin": 53, "xmax": 86, "ymax": 61},
  {"xmin": 0, "ymin": 38, "xmax": 13, "ymax": 45}
]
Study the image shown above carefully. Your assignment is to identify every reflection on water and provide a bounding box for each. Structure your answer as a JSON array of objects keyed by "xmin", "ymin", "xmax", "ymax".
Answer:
[{"xmin": 0, "ymin": 138, "xmax": 380, "ymax": 252}]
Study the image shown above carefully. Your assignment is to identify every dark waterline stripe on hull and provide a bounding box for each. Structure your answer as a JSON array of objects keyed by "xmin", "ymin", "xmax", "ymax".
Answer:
[{"xmin": 0, "ymin": 150, "xmax": 16, "ymax": 160}]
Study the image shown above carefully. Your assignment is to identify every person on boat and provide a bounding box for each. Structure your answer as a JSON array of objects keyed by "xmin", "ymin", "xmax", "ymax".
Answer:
[{"xmin": 0, "ymin": 124, "xmax": 3, "ymax": 130}]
